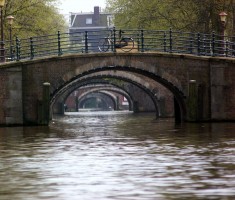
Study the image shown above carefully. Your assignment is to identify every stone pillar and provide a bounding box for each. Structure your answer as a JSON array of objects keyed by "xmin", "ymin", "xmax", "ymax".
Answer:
[
  {"xmin": 198, "ymin": 84, "xmax": 205, "ymax": 120},
  {"xmin": 62, "ymin": 103, "xmax": 65, "ymax": 114},
  {"xmin": 52, "ymin": 102, "xmax": 64, "ymax": 115},
  {"xmin": 187, "ymin": 80, "xmax": 198, "ymax": 121},
  {"xmin": 174, "ymin": 97, "xmax": 181, "ymax": 123},
  {"xmin": 133, "ymin": 101, "xmax": 139, "ymax": 113},
  {"xmin": 42, "ymin": 82, "xmax": 50, "ymax": 125},
  {"xmin": 75, "ymin": 96, "xmax": 79, "ymax": 112},
  {"xmin": 116, "ymin": 96, "xmax": 119, "ymax": 110},
  {"xmin": 210, "ymin": 66, "xmax": 226, "ymax": 120},
  {"xmin": 158, "ymin": 97, "xmax": 166, "ymax": 117}
]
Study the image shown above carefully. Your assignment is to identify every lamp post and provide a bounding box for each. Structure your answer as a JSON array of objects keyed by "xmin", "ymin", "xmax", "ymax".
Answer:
[
  {"xmin": 0, "ymin": 0, "xmax": 5, "ymax": 62},
  {"xmin": 7, "ymin": 15, "xmax": 14, "ymax": 61},
  {"xmin": 219, "ymin": 12, "xmax": 227, "ymax": 53}
]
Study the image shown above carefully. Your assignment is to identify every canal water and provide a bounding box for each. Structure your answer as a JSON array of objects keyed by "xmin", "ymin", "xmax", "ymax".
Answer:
[{"xmin": 0, "ymin": 111, "xmax": 235, "ymax": 200}]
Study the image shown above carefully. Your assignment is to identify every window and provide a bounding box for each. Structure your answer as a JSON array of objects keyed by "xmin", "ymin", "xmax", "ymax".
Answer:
[
  {"xmin": 107, "ymin": 15, "xmax": 114, "ymax": 27},
  {"xmin": 86, "ymin": 18, "xmax": 92, "ymax": 24}
]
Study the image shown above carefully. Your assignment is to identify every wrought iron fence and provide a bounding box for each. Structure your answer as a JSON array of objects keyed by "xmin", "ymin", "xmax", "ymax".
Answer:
[{"xmin": 1, "ymin": 28, "xmax": 235, "ymax": 62}]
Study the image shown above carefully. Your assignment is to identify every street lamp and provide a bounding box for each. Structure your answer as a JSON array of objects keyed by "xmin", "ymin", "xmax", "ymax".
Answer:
[
  {"xmin": 219, "ymin": 12, "xmax": 227, "ymax": 23},
  {"xmin": 7, "ymin": 15, "xmax": 14, "ymax": 26},
  {"xmin": 219, "ymin": 12, "xmax": 227, "ymax": 54},
  {"xmin": 0, "ymin": 0, "xmax": 5, "ymax": 62},
  {"xmin": 7, "ymin": 15, "xmax": 14, "ymax": 61}
]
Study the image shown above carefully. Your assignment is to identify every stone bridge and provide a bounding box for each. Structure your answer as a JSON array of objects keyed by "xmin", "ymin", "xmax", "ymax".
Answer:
[{"xmin": 0, "ymin": 52, "xmax": 234, "ymax": 125}]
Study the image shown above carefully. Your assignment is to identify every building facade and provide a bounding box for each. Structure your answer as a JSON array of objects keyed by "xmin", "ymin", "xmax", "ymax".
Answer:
[
  {"xmin": 69, "ymin": 6, "xmax": 114, "ymax": 32},
  {"xmin": 68, "ymin": 6, "xmax": 114, "ymax": 52}
]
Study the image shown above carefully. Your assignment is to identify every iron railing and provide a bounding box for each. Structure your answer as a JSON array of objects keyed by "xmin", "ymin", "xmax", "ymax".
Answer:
[{"xmin": 1, "ymin": 28, "xmax": 235, "ymax": 62}]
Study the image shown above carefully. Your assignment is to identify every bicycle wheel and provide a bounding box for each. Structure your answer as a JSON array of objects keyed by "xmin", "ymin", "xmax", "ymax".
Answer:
[
  {"xmin": 98, "ymin": 38, "xmax": 110, "ymax": 52},
  {"xmin": 120, "ymin": 37, "xmax": 134, "ymax": 52}
]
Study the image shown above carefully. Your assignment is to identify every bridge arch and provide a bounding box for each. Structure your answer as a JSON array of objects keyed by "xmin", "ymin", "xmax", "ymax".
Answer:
[
  {"xmin": 51, "ymin": 66, "xmax": 183, "ymax": 121},
  {"xmin": 51, "ymin": 74, "xmax": 160, "ymax": 118},
  {"xmin": 52, "ymin": 78, "xmax": 135, "ymax": 114},
  {"xmin": 51, "ymin": 76, "xmax": 133, "ymax": 114},
  {"xmin": 78, "ymin": 92, "xmax": 115, "ymax": 111},
  {"xmin": 73, "ymin": 86, "xmax": 131, "ymax": 111}
]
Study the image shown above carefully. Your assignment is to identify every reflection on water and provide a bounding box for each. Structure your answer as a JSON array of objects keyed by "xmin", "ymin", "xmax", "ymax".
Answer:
[{"xmin": 0, "ymin": 111, "xmax": 235, "ymax": 200}]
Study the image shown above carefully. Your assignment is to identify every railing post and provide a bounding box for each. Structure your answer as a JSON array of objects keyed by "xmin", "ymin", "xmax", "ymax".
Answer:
[
  {"xmin": 225, "ymin": 40, "xmax": 229, "ymax": 57},
  {"xmin": 16, "ymin": 37, "xmax": 21, "ymax": 61},
  {"xmin": 164, "ymin": 32, "xmax": 167, "ymax": 52},
  {"xmin": 189, "ymin": 34, "xmax": 193, "ymax": 54},
  {"xmin": 169, "ymin": 28, "xmax": 172, "ymax": 53},
  {"xmin": 211, "ymin": 32, "xmax": 215, "ymax": 56},
  {"xmin": 85, "ymin": 31, "xmax": 88, "ymax": 53},
  {"xmin": 113, "ymin": 27, "xmax": 116, "ymax": 52},
  {"xmin": 30, "ymin": 37, "xmax": 34, "ymax": 60},
  {"xmin": 58, "ymin": 31, "xmax": 62, "ymax": 56},
  {"xmin": 140, "ymin": 29, "xmax": 144, "ymax": 52},
  {"xmin": 9, "ymin": 41, "xmax": 14, "ymax": 61},
  {"xmin": 232, "ymin": 36, "xmax": 235, "ymax": 56},
  {"xmin": 197, "ymin": 33, "xmax": 200, "ymax": 56}
]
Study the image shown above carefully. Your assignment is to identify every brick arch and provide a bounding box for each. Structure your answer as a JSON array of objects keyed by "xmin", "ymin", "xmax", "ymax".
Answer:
[
  {"xmin": 51, "ymin": 74, "xmax": 159, "ymax": 117},
  {"xmin": 55, "ymin": 70, "xmax": 163, "ymax": 97},
  {"xmin": 78, "ymin": 92, "xmax": 116, "ymax": 111},
  {"xmin": 59, "ymin": 54, "xmax": 184, "ymax": 94},
  {"xmin": 51, "ymin": 78, "xmax": 135, "ymax": 114},
  {"xmin": 52, "ymin": 67, "xmax": 184, "ymax": 120},
  {"xmin": 65, "ymin": 85, "xmax": 133, "ymax": 111},
  {"xmin": 46, "ymin": 55, "xmax": 186, "ymax": 118},
  {"xmin": 74, "ymin": 86, "xmax": 132, "ymax": 111}
]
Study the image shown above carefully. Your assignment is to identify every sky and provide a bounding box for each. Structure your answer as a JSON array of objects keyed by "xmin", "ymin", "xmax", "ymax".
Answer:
[{"xmin": 58, "ymin": 0, "xmax": 107, "ymax": 14}]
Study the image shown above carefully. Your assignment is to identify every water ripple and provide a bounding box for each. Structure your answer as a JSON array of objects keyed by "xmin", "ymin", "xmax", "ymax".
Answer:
[{"xmin": 0, "ymin": 112, "xmax": 235, "ymax": 200}]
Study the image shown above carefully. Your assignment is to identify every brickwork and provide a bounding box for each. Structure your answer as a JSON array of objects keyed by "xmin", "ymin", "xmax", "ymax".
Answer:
[
  {"xmin": 0, "ymin": 66, "xmax": 23, "ymax": 125},
  {"xmin": 224, "ymin": 63, "xmax": 235, "ymax": 119},
  {"xmin": 0, "ymin": 69, "xmax": 9, "ymax": 124}
]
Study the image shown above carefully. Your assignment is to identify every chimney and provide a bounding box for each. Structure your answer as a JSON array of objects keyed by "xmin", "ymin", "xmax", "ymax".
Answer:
[
  {"xmin": 93, "ymin": 6, "xmax": 100, "ymax": 26},
  {"xmin": 94, "ymin": 6, "xmax": 99, "ymax": 16}
]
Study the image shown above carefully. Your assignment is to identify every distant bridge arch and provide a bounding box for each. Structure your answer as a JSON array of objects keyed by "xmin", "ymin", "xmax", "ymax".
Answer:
[{"xmin": 74, "ymin": 86, "xmax": 132, "ymax": 111}]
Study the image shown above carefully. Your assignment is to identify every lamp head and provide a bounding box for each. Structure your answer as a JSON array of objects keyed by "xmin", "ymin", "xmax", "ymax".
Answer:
[
  {"xmin": 219, "ymin": 12, "xmax": 228, "ymax": 22},
  {"xmin": 0, "ymin": 0, "xmax": 5, "ymax": 7},
  {"xmin": 7, "ymin": 16, "xmax": 14, "ymax": 25}
]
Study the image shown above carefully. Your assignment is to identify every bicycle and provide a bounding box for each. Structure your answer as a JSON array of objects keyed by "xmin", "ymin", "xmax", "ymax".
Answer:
[{"xmin": 98, "ymin": 30, "xmax": 135, "ymax": 52}]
